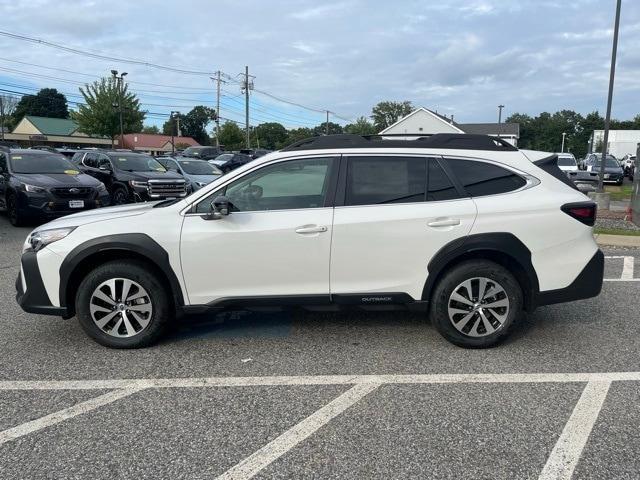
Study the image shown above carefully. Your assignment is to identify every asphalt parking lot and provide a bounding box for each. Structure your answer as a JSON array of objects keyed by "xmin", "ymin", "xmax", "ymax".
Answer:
[{"xmin": 1, "ymin": 214, "xmax": 639, "ymax": 479}]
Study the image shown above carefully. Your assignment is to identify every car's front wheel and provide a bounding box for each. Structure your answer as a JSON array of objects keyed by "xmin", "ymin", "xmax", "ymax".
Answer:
[
  {"xmin": 111, "ymin": 186, "xmax": 130, "ymax": 205},
  {"xmin": 430, "ymin": 260, "xmax": 523, "ymax": 348},
  {"xmin": 76, "ymin": 261, "xmax": 171, "ymax": 348},
  {"xmin": 6, "ymin": 192, "xmax": 25, "ymax": 227}
]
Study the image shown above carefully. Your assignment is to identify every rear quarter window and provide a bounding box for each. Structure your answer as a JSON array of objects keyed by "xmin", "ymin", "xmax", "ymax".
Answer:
[{"xmin": 445, "ymin": 158, "xmax": 526, "ymax": 197}]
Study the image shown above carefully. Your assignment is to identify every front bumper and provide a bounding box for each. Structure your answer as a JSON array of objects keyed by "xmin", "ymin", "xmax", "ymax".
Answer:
[
  {"xmin": 535, "ymin": 250, "xmax": 604, "ymax": 307},
  {"xmin": 17, "ymin": 190, "xmax": 111, "ymax": 220},
  {"xmin": 15, "ymin": 251, "xmax": 68, "ymax": 317}
]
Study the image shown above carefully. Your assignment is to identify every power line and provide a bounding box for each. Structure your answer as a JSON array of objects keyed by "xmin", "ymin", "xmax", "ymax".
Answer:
[{"xmin": 0, "ymin": 30, "xmax": 218, "ymax": 76}]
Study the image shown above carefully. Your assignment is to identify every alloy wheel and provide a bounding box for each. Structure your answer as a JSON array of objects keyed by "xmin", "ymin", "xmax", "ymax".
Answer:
[
  {"xmin": 447, "ymin": 277, "xmax": 509, "ymax": 338},
  {"xmin": 89, "ymin": 278, "xmax": 153, "ymax": 338}
]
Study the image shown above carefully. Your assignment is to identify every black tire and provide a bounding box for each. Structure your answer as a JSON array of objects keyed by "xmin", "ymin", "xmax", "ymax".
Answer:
[
  {"xmin": 111, "ymin": 186, "xmax": 131, "ymax": 205},
  {"xmin": 6, "ymin": 192, "xmax": 25, "ymax": 227},
  {"xmin": 616, "ymin": 179, "xmax": 623, "ymax": 186},
  {"xmin": 76, "ymin": 260, "xmax": 171, "ymax": 348},
  {"xmin": 430, "ymin": 260, "xmax": 523, "ymax": 349}
]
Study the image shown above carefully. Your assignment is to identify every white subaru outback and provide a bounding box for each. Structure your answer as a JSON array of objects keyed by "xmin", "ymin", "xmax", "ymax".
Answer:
[{"xmin": 16, "ymin": 134, "xmax": 604, "ymax": 349}]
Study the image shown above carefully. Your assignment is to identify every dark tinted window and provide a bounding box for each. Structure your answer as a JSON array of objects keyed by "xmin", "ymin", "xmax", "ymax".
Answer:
[
  {"xmin": 83, "ymin": 153, "xmax": 98, "ymax": 168},
  {"xmin": 0, "ymin": 154, "xmax": 7, "ymax": 173},
  {"xmin": 427, "ymin": 159, "xmax": 461, "ymax": 201},
  {"xmin": 446, "ymin": 158, "xmax": 526, "ymax": 196},
  {"xmin": 9, "ymin": 152, "xmax": 79, "ymax": 174},
  {"xmin": 345, "ymin": 156, "xmax": 426, "ymax": 206}
]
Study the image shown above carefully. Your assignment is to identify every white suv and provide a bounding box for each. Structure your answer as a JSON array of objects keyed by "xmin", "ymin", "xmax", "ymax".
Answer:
[{"xmin": 16, "ymin": 134, "xmax": 604, "ymax": 349}]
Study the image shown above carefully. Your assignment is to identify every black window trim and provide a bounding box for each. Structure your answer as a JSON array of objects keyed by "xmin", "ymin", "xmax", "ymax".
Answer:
[
  {"xmin": 335, "ymin": 153, "xmax": 466, "ymax": 208},
  {"xmin": 183, "ymin": 153, "xmax": 342, "ymax": 216},
  {"xmin": 441, "ymin": 155, "xmax": 539, "ymax": 199}
]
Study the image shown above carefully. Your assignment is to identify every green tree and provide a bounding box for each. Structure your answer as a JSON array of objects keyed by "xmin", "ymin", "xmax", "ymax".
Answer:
[
  {"xmin": 141, "ymin": 125, "xmax": 160, "ymax": 134},
  {"xmin": 312, "ymin": 122, "xmax": 343, "ymax": 136},
  {"xmin": 11, "ymin": 88, "xmax": 69, "ymax": 127},
  {"xmin": 73, "ymin": 78, "xmax": 145, "ymax": 145},
  {"xmin": 162, "ymin": 113, "xmax": 184, "ymax": 136},
  {"xmin": 252, "ymin": 122, "xmax": 288, "ymax": 149},
  {"xmin": 344, "ymin": 116, "xmax": 377, "ymax": 135},
  {"xmin": 371, "ymin": 101, "xmax": 413, "ymax": 130},
  {"xmin": 283, "ymin": 127, "xmax": 314, "ymax": 147},
  {"xmin": 181, "ymin": 106, "xmax": 216, "ymax": 145},
  {"xmin": 218, "ymin": 121, "xmax": 245, "ymax": 150}
]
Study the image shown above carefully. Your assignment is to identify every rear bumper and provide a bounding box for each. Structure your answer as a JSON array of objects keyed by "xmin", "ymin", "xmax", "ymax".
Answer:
[
  {"xmin": 535, "ymin": 250, "xmax": 604, "ymax": 307},
  {"xmin": 15, "ymin": 251, "xmax": 68, "ymax": 317}
]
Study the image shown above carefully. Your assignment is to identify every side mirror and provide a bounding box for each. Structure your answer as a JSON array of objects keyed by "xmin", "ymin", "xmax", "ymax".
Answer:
[{"xmin": 203, "ymin": 195, "xmax": 232, "ymax": 220}]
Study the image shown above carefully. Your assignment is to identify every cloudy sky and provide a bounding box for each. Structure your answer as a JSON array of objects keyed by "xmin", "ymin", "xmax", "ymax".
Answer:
[{"xmin": 1, "ymin": 0, "xmax": 639, "ymax": 129}]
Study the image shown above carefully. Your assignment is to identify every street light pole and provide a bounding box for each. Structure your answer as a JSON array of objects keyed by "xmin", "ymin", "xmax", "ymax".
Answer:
[
  {"xmin": 170, "ymin": 111, "xmax": 179, "ymax": 155},
  {"xmin": 111, "ymin": 70, "xmax": 127, "ymax": 149},
  {"xmin": 598, "ymin": 0, "xmax": 622, "ymax": 193},
  {"xmin": 561, "ymin": 132, "xmax": 566, "ymax": 153},
  {"xmin": 497, "ymin": 105, "xmax": 505, "ymax": 138}
]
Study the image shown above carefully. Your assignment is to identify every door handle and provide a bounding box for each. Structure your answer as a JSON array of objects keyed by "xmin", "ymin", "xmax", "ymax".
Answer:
[
  {"xmin": 428, "ymin": 218, "xmax": 461, "ymax": 228},
  {"xmin": 295, "ymin": 225, "xmax": 328, "ymax": 234}
]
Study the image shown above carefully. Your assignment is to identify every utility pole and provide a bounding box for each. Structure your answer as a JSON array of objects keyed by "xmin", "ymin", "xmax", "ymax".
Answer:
[
  {"xmin": 598, "ymin": 0, "xmax": 622, "ymax": 194},
  {"xmin": 243, "ymin": 66, "xmax": 252, "ymax": 148},
  {"xmin": 561, "ymin": 132, "xmax": 566, "ymax": 153},
  {"xmin": 111, "ymin": 70, "xmax": 127, "ymax": 149},
  {"xmin": 497, "ymin": 105, "xmax": 504, "ymax": 138},
  {"xmin": 0, "ymin": 96, "xmax": 4, "ymax": 141},
  {"xmin": 212, "ymin": 71, "xmax": 223, "ymax": 148},
  {"xmin": 325, "ymin": 110, "xmax": 330, "ymax": 135}
]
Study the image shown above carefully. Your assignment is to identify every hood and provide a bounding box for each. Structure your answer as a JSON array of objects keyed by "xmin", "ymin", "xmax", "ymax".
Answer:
[
  {"xmin": 125, "ymin": 170, "xmax": 184, "ymax": 181},
  {"xmin": 37, "ymin": 201, "xmax": 164, "ymax": 230},
  {"xmin": 13, "ymin": 172, "xmax": 101, "ymax": 188},
  {"xmin": 185, "ymin": 173, "xmax": 220, "ymax": 184}
]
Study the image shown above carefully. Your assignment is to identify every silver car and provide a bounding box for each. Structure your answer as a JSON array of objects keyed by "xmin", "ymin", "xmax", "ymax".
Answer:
[{"xmin": 157, "ymin": 156, "xmax": 223, "ymax": 191}]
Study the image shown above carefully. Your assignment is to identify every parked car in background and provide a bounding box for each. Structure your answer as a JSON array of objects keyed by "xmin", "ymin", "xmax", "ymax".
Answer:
[
  {"xmin": 581, "ymin": 153, "xmax": 624, "ymax": 185},
  {"xmin": 240, "ymin": 148, "xmax": 273, "ymax": 159},
  {"xmin": 621, "ymin": 154, "xmax": 636, "ymax": 177},
  {"xmin": 0, "ymin": 149, "xmax": 110, "ymax": 226},
  {"xmin": 556, "ymin": 153, "xmax": 578, "ymax": 173},
  {"xmin": 156, "ymin": 156, "xmax": 223, "ymax": 192},
  {"xmin": 209, "ymin": 152, "xmax": 253, "ymax": 173},
  {"xmin": 72, "ymin": 150, "xmax": 187, "ymax": 205},
  {"xmin": 182, "ymin": 146, "xmax": 224, "ymax": 160},
  {"xmin": 56, "ymin": 148, "xmax": 80, "ymax": 159}
]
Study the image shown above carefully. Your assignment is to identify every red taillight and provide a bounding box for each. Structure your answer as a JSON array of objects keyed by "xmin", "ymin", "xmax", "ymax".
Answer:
[{"xmin": 561, "ymin": 202, "xmax": 596, "ymax": 226}]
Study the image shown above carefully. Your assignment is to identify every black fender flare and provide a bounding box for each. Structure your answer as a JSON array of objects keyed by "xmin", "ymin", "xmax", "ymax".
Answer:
[
  {"xmin": 421, "ymin": 233, "xmax": 540, "ymax": 310},
  {"xmin": 59, "ymin": 233, "xmax": 185, "ymax": 312}
]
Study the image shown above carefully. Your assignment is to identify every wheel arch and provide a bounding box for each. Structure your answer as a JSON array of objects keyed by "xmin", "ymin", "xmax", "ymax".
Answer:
[
  {"xmin": 59, "ymin": 234, "xmax": 185, "ymax": 317},
  {"xmin": 422, "ymin": 233, "xmax": 540, "ymax": 312}
]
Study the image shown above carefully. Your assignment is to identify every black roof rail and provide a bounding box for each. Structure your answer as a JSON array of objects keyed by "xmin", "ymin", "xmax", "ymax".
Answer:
[{"xmin": 281, "ymin": 133, "xmax": 518, "ymax": 152}]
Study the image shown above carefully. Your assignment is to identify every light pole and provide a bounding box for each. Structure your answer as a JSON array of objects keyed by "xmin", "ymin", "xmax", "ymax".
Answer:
[
  {"xmin": 111, "ymin": 70, "xmax": 127, "ymax": 149},
  {"xmin": 170, "ymin": 111, "xmax": 179, "ymax": 154},
  {"xmin": 497, "ymin": 105, "xmax": 505, "ymax": 138},
  {"xmin": 561, "ymin": 132, "xmax": 566, "ymax": 153},
  {"xmin": 598, "ymin": 0, "xmax": 622, "ymax": 194}
]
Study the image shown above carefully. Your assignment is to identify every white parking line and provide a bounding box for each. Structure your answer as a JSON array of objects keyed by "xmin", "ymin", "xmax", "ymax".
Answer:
[
  {"xmin": 604, "ymin": 255, "xmax": 638, "ymax": 281},
  {"xmin": 0, "ymin": 388, "xmax": 144, "ymax": 446},
  {"xmin": 538, "ymin": 381, "xmax": 611, "ymax": 480},
  {"xmin": 216, "ymin": 383, "xmax": 380, "ymax": 480},
  {"xmin": 2, "ymin": 372, "xmax": 640, "ymax": 391}
]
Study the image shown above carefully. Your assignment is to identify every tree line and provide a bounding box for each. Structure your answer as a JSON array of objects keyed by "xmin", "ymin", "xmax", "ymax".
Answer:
[{"xmin": 3, "ymin": 80, "xmax": 640, "ymax": 157}]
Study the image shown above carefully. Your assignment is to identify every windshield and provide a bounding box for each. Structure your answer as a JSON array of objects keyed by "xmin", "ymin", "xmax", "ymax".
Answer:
[
  {"xmin": 10, "ymin": 153, "xmax": 80, "ymax": 174},
  {"xmin": 557, "ymin": 157, "xmax": 576, "ymax": 166},
  {"xmin": 179, "ymin": 160, "xmax": 221, "ymax": 175},
  {"xmin": 182, "ymin": 147, "xmax": 207, "ymax": 157},
  {"xmin": 592, "ymin": 156, "xmax": 620, "ymax": 168},
  {"xmin": 110, "ymin": 153, "xmax": 166, "ymax": 172},
  {"xmin": 214, "ymin": 153, "xmax": 233, "ymax": 162}
]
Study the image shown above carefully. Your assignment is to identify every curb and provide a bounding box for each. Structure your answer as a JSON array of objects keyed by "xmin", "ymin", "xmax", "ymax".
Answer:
[{"xmin": 594, "ymin": 233, "xmax": 640, "ymax": 248}]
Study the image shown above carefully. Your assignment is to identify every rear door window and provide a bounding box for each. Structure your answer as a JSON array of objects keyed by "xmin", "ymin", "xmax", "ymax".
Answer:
[
  {"xmin": 345, "ymin": 156, "xmax": 426, "ymax": 206},
  {"xmin": 427, "ymin": 159, "xmax": 462, "ymax": 201},
  {"xmin": 445, "ymin": 158, "xmax": 526, "ymax": 197}
]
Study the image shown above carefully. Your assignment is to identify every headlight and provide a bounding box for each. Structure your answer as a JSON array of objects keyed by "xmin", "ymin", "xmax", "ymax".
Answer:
[
  {"xmin": 23, "ymin": 183, "xmax": 47, "ymax": 193},
  {"xmin": 24, "ymin": 227, "xmax": 76, "ymax": 253},
  {"xmin": 97, "ymin": 182, "xmax": 107, "ymax": 192},
  {"xmin": 129, "ymin": 180, "xmax": 148, "ymax": 188}
]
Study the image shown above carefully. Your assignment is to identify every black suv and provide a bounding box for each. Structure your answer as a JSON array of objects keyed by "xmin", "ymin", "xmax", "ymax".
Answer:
[
  {"xmin": 181, "ymin": 146, "xmax": 223, "ymax": 160},
  {"xmin": 210, "ymin": 152, "xmax": 253, "ymax": 173},
  {"xmin": 72, "ymin": 150, "xmax": 187, "ymax": 205},
  {"xmin": 0, "ymin": 149, "xmax": 111, "ymax": 226}
]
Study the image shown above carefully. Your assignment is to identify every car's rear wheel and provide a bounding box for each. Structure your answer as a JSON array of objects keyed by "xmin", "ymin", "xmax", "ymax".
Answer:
[
  {"xmin": 430, "ymin": 260, "xmax": 523, "ymax": 348},
  {"xmin": 76, "ymin": 261, "xmax": 171, "ymax": 348}
]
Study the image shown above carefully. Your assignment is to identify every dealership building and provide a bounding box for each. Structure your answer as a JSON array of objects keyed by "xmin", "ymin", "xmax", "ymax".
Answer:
[{"xmin": 3, "ymin": 116, "xmax": 114, "ymax": 148}]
